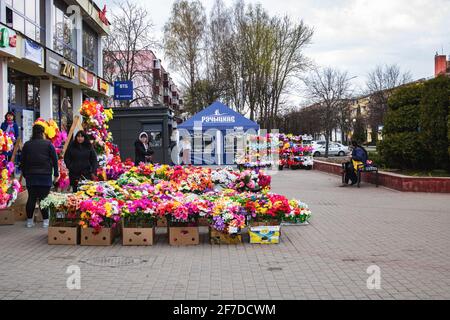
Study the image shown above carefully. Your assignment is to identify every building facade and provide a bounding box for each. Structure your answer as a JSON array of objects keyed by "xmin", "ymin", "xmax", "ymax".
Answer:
[
  {"xmin": 104, "ymin": 50, "xmax": 182, "ymax": 111},
  {"xmin": 435, "ymin": 53, "xmax": 450, "ymax": 77},
  {"xmin": 0, "ymin": 0, "xmax": 112, "ymax": 142}
]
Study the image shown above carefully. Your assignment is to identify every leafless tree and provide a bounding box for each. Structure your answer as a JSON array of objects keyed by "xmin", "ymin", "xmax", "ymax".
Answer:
[
  {"xmin": 303, "ymin": 67, "xmax": 353, "ymax": 157},
  {"xmin": 103, "ymin": 0, "xmax": 158, "ymax": 107},
  {"xmin": 164, "ymin": 0, "xmax": 206, "ymax": 114},
  {"xmin": 365, "ymin": 64, "xmax": 412, "ymax": 142}
]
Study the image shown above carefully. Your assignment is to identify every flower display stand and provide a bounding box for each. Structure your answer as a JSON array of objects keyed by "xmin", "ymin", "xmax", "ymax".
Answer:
[
  {"xmin": 168, "ymin": 223, "xmax": 199, "ymax": 246},
  {"xmin": 248, "ymin": 220, "xmax": 281, "ymax": 244},
  {"xmin": 209, "ymin": 228, "xmax": 242, "ymax": 245},
  {"xmin": 81, "ymin": 227, "xmax": 116, "ymax": 246},
  {"xmin": 0, "ymin": 208, "xmax": 15, "ymax": 225},
  {"xmin": 122, "ymin": 224, "xmax": 155, "ymax": 246},
  {"xmin": 48, "ymin": 222, "xmax": 79, "ymax": 245}
]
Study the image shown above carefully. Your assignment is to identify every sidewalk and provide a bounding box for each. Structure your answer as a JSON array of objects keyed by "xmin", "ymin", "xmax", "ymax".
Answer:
[{"xmin": 0, "ymin": 170, "xmax": 449, "ymax": 300}]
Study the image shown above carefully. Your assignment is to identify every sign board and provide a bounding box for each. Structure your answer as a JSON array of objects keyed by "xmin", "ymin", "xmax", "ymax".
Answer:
[
  {"xmin": 201, "ymin": 109, "xmax": 236, "ymax": 123},
  {"xmin": 114, "ymin": 81, "xmax": 133, "ymax": 100},
  {"xmin": 98, "ymin": 78, "xmax": 110, "ymax": 95},
  {"xmin": 79, "ymin": 68, "xmax": 97, "ymax": 91},
  {"xmin": 0, "ymin": 26, "xmax": 19, "ymax": 57},
  {"xmin": 23, "ymin": 38, "xmax": 43, "ymax": 65},
  {"xmin": 45, "ymin": 50, "xmax": 79, "ymax": 85},
  {"xmin": 22, "ymin": 109, "xmax": 34, "ymax": 143}
]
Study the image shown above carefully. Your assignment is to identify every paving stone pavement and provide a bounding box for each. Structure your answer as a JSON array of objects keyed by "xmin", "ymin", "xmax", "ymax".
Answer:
[{"xmin": 0, "ymin": 170, "xmax": 449, "ymax": 300}]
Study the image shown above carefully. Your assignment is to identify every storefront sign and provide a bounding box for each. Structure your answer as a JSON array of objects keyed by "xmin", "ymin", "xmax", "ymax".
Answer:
[
  {"xmin": 23, "ymin": 38, "xmax": 43, "ymax": 65},
  {"xmin": 79, "ymin": 68, "xmax": 97, "ymax": 90},
  {"xmin": 45, "ymin": 50, "xmax": 79, "ymax": 85},
  {"xmin": 60, "ymin": 61, "xmax": 76, "ymax": 79},
  {"xmin": 201, "ymin": 109, "xmax": 236, "ymax": 123},
  {"xmin": 114, "ymin": 81, "xmax": 133, "ymax": 100},
  {"xmin": 0, "ymin": 27, "xmax": 18, "ymax": 57},
  {"xmin": 98, "ymin": 79, "xmax": 110, "ymax": 95}
]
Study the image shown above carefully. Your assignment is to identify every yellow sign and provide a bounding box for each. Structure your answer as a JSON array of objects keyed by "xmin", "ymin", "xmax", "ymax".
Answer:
[{"xmin": 60, "ymin": 61, "xmax": 76, "ymax": 79}]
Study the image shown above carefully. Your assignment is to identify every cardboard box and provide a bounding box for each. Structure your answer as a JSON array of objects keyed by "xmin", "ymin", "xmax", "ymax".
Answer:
[
  {"xmin": 0, "ymin": 208, "xmax": 15, "ymax": 225},
  {"xmin": 209, "ymin": 228, "xmax": 242, "ymax": 245},
  {"xmin": 122, "ymin": 227, "xmax": 155, "ymax": 246},
  {"xmin": 34, "ymin": 207, "xmax": 43, "ymax": 223},
  {"xmin": 13, "ymin": 206, "xmax": 27, "ymax": 221},
  {"xmin": 157, "ymin": 217, "xmax": 168, "ymax": 227},
  {"xmin": 80, "ymin": 227, "xmax": 115, "ymax": 246},
  {"xmin": 249, "ymin": 225, "xmax": 281, "ymax": 244},
  {"xmin": 11, "ymin": 191, "xmax": 28, "ymax": 221},
  {"xmin": 169, "ymin": 226, "xmax": 199, "ymax": 246},
  {"xmin": 249, "ymin": 220, "xmax": 280, "ymax": 227},
  {"xmin": 48, "ymin": 223, "xmax": 79, "ymax": 245},
  {"xmin": 198, "ymin": 217, "xmax": 209, "ymax": 227}
]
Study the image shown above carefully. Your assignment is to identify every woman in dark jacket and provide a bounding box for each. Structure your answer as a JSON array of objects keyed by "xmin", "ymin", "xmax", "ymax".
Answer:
[
  {"xmin": 21, "ymin": 124, "xmax": 59, "ymax": 228},
  {"xmin": 134, "ymin": 132, "xmax": 154, "ymax": 165},
  {"xmin": 64, "ymin": 130, "xmax": 98, "ymax": 192}
]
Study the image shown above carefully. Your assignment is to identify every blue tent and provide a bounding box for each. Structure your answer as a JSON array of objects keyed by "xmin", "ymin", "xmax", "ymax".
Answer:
[
  {"xmin": 178, "ymin": 101, "xmax": 259, "ymax": 130},
  {"xmin": 178, "ymin": 101, "xmax": 259, "ymax": 165}
]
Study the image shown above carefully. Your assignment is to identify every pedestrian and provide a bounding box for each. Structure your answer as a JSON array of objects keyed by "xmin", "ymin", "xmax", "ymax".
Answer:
[
  {"xmin": 134, "ymin": 132, "xmax": 154, "ymax": 165},
  {"xmin": 342, "ymin": 141, "xmax": 368, "ymax": 186},
  {"xmin": 181, "ymin": 135, "xmax": 191, "ymax": 165},
  {"xmin": 1, "ymin": 111, "xmax": 19, "ymax": 160},
  {"xmin": 21, "ymin": 124, "xmax": 59, "ymax": 228},
  {"xmin": 64, "ymin": 130, "xmax": 98, "ymax": 192}
]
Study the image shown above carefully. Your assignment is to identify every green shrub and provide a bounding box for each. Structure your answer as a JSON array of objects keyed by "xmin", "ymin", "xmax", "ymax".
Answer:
[{"xmin": 419, "ymin": 76, "xmax": 450, "ymax": 171}]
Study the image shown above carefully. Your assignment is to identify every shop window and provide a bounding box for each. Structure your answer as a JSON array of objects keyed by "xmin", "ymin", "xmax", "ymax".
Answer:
[
  {"xmin": 82, "ymin": 23, "xmax": 98, "ymax": 73},
  {"xmin": 5, "ymin": 0, "xmax": 44, "ymax": 43},
  {"xmin": 53, "ymin": 0, "xmax": 77, "ymax": 63}
]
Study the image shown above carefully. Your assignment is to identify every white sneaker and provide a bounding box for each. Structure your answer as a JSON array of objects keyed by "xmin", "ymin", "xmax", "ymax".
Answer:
[
  {"xmin": 26, "ymin": 219, "xmax": 35, "ymax": 228},
  {"xmin": 43, "ymin": 219, "xmax": 49, "ymax": 228}
]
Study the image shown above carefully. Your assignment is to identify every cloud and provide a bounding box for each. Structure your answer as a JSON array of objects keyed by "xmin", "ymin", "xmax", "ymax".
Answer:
[{"xmin": 102, "ymin": 0, "xmax": 450, "ymax": 101}]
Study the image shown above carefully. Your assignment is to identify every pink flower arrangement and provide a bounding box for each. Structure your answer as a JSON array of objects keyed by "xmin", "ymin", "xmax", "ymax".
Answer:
[{"xmin": 79, "ymin": 198, "xmax": 121, "ymax": 232}]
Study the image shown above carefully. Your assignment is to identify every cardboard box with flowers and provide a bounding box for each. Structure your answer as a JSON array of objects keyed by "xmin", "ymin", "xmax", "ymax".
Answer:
[
  {"xmin": 0, "ymin": 130, "xmax": 21, "ymax": 225},
  {"xmin": 205, "ymin": 192, "xmax": 247, "ymax": 245},
  {"xmin": 121, "ymin": 199, "xmax": 157, "ymax": 246},
  {"xmin": 79, "ymin": 197, "xmax": 121, "ymax": 246},
  {"xmin": 41, "ymin": 193, "xmax": 82, "ymax": 245},
  {"xmin": 157, "ymin": 193, "xmax": 212, "ymax": 246}
]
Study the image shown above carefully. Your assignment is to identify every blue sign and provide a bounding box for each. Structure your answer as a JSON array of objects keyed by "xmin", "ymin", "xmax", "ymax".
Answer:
[{"xmin": 114, "ymin": 81, "xmax": 133, "ymax": 100}]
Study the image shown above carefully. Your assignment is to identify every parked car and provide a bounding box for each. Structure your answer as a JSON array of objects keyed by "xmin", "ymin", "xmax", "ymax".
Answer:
[{"xmin": 312, "ymin": 142, "xmax": 350, "ymax": 157}]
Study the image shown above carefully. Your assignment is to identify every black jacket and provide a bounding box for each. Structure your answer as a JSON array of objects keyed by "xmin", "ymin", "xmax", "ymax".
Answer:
[
  {"xmin": 21, "ymin": 139, "xmax": 59, "ymax": 177},
  {"xmin": 64, "ymin": 142, "xmax": 98, "ymax": 179},
  {"xmin": 135, "ymin": 140, "xmax": 154, "ymax": 165}
]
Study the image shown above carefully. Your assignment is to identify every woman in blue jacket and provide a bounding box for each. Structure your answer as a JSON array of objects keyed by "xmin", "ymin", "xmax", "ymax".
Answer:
[{"xmin": 1, "ymin": 112, "xmax": 19, "ymax": 160}]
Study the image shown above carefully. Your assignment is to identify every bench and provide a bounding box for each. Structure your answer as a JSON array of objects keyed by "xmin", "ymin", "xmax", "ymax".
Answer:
[{"xmin": 342, "ymin": 163, "xmax": 379, "ymax": 188}]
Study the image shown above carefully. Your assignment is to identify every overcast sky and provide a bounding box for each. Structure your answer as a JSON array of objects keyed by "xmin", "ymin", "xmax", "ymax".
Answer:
[{"xmin": 103, "ymin": 0, "xmax": 450, "ymax": 103}]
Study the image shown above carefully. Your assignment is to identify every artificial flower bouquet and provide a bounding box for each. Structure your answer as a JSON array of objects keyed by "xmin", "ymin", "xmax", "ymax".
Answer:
[
  {"xmin": 0, "ymin": 155, "xmax": 21, "ymax": 209},
  {"xmin": 79, "ymin": 197, "xmax": 121, "ymax": 232},
  {"xmin": 283, "ymin": 199, "xmax": 312, "ymax": 224},
  {"xmin": 79, "ymin": 100, "xmax": 114, "ymax": 156},
  {"xmin": 121, "ymin": 198, "xmax": 157, "ymax": 228},
  {"xmin": 209, "ymin": 195, "xmax": 247, "ymax": 234},
  {"xmin": 231, "ymin": 169, "xmax": 271, "ymax": 192},
  {"xmin": 33, "ymin": 118, "xmax": 68, "ymax": 155},
  {"xmin": 40, "ymin": 192, "xmax": 82, "ymax": 224},
  {"xmin": 0, "ymin": 129, "xmax": 14, "ymax": 152}
]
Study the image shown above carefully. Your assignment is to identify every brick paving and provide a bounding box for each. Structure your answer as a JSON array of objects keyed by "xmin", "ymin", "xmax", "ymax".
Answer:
[{"xmin": 0, "ymin": 170, "xmax": 449, "ymax": 300}]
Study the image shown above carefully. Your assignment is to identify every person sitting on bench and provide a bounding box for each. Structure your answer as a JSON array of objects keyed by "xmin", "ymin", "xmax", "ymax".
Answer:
[{"xmin": 342, "ymin": 141, "xmax": 368, "ymax": 186}]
